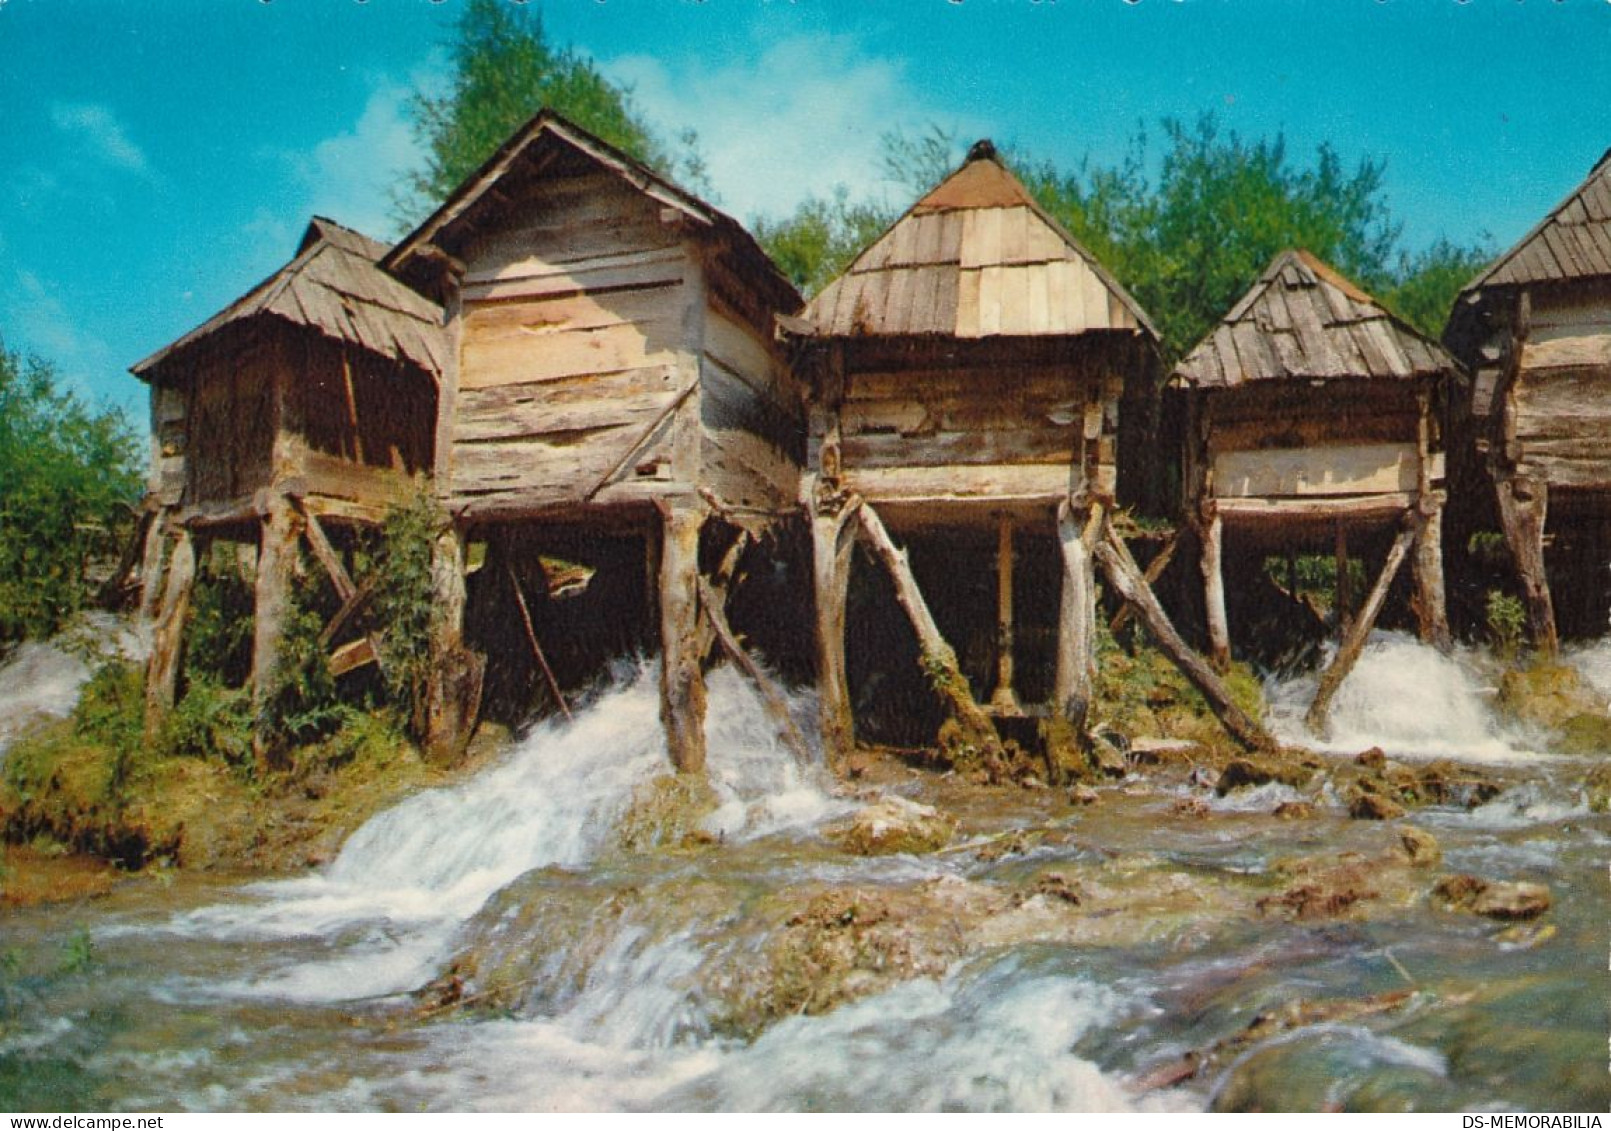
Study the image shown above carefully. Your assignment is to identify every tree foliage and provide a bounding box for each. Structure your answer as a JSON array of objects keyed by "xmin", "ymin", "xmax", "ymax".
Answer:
[
  {"xmin": 757, "ymin": 114, "xmax": 1489, "ymax": 359},
  {"xmin": 0, "ymin": 344, "xmax": 142, "ymax": 644},
  {"xmin": 395, "ymin": 0, "xmax": 703, "ymax": 228}
]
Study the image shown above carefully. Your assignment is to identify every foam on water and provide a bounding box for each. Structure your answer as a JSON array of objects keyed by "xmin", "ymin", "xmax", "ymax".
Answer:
[
  {"xmin": 0, "ymin": 613, "xmax": 148, "ymax": 759},
  {"xmin": 164, "ymin": 660, "xmax": 845, "ymax": 1003},
  {"xmin": 1267, "ymin": 631, "xmax": 1542, "ymax": 764}
]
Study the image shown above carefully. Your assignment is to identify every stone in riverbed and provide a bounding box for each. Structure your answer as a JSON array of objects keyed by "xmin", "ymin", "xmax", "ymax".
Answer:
[
  {"xmin": 1216, "ymin": 757, "xmax": 1309, "ymax": 796},
  {"xmin": 1396, "ymin": 825, "xmax": 1441, "ymax": 866},
  {"xmin": 1272, "ymin": 800, "xmax": 1314, "ymax": 820},
  {"xmin": 1432, "ymin": 873, "xmax": 1551, "ymax": 920},
  {"xmin": 828, "ymin": 797, "xmax": 955, "ymax": 856},
  {"xmin": 1584, "ymin": 761, "xmax": 1611, "ymax": 813},
  {"xmin": 1347, "ymin": 787, "xmax": 1405, "ymax": 820}
]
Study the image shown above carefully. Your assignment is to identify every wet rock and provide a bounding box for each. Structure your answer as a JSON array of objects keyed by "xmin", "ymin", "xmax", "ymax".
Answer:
[
  {"xmin": 1347, "ymin": 787, "xmax": 1405, "ymax": 821},
  {"xmin": 614, "ymin": 774, "xmax": 720, "ymax": 852},
  {"xmin": 1272, "ymin": 800, "xmax": 1314, "ymax": 820},
  {"xmin": 1586, "ymin": 762, "xmax": 1611, "ymax": 814},
  {"xmin": 828, "ymin": 797, "xmax": 955, "ymax": 856},
  {"xmin": 974, "ymin": 828, "xmax": 1033, "ymax": 862},
  {"xmin": 1215, "ymin": 757, "xmax": 1309, "ymax": 796},
  {"xmin": 1433, "ymin": 873, "xmax": 1551, "ymax": 920},
  {"xmin": 1497, "ymin": 662, "xmax": 1598, "ymax": 731},
  {"xmin": 1188, "ymin": 766, "xmax": 1220, "ymax": 791},
  {"xmin": 1068, "ymin": 784, "xmax": 1100, "ymax": 806},
  {"xmin": 1129, "ymin": 736, "xmax": 1206, "ymax": 767},
  {"xmin": 1019, "ymin": 871, "xmax": 1083, "ymax": 907},
  {"xmin": 1088, "ymin": 732, "xmax": 1130, "ymax": 778},
  {"xmin": 1171, "ymin": 797, "xmax": 1210, "ymax": 818},
  {"xmin": 1412, "ymin": 760, "xmax": 1503, "ymax": 809},
  {"xmin": 1396, "ymin": 825, "xmax": 1441, "ymax": 867},
  {"xmin": 1556, "ymin": 713, "xmax": 1611, "ymax": 757},
  {"xmin": 1355, "ymin": 746, "xmax": 1387, "ymax": 771},
  {"xmin": 1257, "ymin": 873, "xmax": 1377, "ymax": 919}
]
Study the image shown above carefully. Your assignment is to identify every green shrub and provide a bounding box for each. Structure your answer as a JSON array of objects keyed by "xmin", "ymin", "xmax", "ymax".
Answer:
[
  {"xmin": 184, "ymin": 546, "xmax": 254, "ymax": 688},
  {"xmin": 362, "ymin": 492, "xmax": 441, "ymax": 738},
  {"xmin": 1486, "ymin": 590, "xmax": 1527, "ymax": 659},
  {"xmin": 159, "ymin": 678, "xmax": 253, "ymax": 768}
]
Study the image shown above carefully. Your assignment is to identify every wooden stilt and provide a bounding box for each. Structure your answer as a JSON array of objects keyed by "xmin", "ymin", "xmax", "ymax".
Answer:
[
  {"xmin": 1054, "ymin": 499, "xmax": 1103, "ymax": 733},
  {"xmin": 137, "ymin": 511, "xmax": 171, "ymax": 622},
  {"xmin": 695, "ymin": 527, "xmax": 754, "ymax": 660},
  {"xmin": 1335, "ymin": 523, "xmax": 1353, "ymax": 639},
  {"xmin": 424, "ymin": 521, "xmax": 482, "ymax": 764},
  {"xmin": 659, "ymin": 500, "xmax": 708, "ymax": 774},
  {"xmin": 251, "ymin": 496, "xmax": 301, "ymax": 711},
  {"xmin": 508, "ymin": 563, "xmax": 571, "ymax": 722},
  {"xmin": 1495, "ymin": 475, "xmax": 1558, "ymax": 656},
  {"xmin": 856, "ymin": 501, "xmax": 1002, "ymax": 758},
  {"xmin": 698, "ymin": 576, "xmax": 813, "ymax": 767},
  {"xmin": 1093, "ymin": 518, "xmax": 1276, "ymax": 753},
  {"xmin": 1411, "ymin": 499, "xmax": 1452, "ymax": 653},
  {"xmin": 1110, "ymin": 528, "xmax": 1178, "ymax": 636},
  {"xmin": 1201, "ymin": 506, "xmax": 1231, "ymax": 671},
  {"xmin": 1306, "ymin": 518, "xmax": 1421, "ymax": 735},
  {"xmin": 988, "ymin": 514, "xmax": 1021, "ymax": 714},
  {"xmin": 812, "ymin": 496, "xmax": 859, "ymax": 767},
  {"xmin": 143, "ymin": 525, "xmax": 195, "ymax": 736}
]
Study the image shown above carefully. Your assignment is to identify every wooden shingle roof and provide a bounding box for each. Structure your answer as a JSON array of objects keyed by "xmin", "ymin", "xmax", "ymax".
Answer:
[
  {"xmin": 1172, "ymin": 250, "xmax": 1450, "ymax": 390},
  {"xmin": 802, "ymin": 141, "xmax": 1156, "ymax": 341},
  {"xmin": 133, "ymin": 217, "xmax": 447, "ymax": 382},
  {"xmin": 1460, "ymin": 149, "xmax": 1611, "ymax": 295}
]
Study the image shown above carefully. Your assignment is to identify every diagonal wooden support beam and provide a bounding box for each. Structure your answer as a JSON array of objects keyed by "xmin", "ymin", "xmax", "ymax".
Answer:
[
  {"xmin": 1305, "ymin": 517, "xmax": 1421, "ymax": 737},
  {"xmin": 698, "ymin": 575, "xmax": 813, "ymax": 767},
  {"xmin": 1110, "ymin": 528, "xmax": 1178, "ymax": 637},
  {"xmin": 507, "ymin": 563, "xmax": 572, "ymax": 722},
  {"xmin": 855, "ymin": 501, "xmax": 1001, "ymax": 758},
  {"xmin": 1093, "ymin": 516, "xmax": 1277, "ymax": 753}
]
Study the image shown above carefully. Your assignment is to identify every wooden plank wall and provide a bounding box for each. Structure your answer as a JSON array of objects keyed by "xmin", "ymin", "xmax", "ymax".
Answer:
[
  {"xmin": 1514, "ymin": 285, "xmax": 1611, "ymax": 488},
  {"xmin": 449, "ymin": 171, "xmax": 691, "ymax": 512},
  {"xmin": 150, "ymin": 381, "xmax": 187, "ymax": 505},
  {"xmin": 699, "ymin": 303, "xmax": 804, "ymax": 510},
  {"xmin": 185, "ymin": 334, "xmax": 277, "ymax": 505},
  {"xmin": 291, "ymin": 337, "xmax": 436, "ymax": 482},
  {"xmin": 834, "ymin": 360, "xmax": 1116, "ymax": 504}
]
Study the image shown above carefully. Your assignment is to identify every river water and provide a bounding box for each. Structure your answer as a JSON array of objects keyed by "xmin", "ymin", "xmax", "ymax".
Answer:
[{"xmin": 1, "ymin": 634, "xmax": 1606, "ymax": 1111}]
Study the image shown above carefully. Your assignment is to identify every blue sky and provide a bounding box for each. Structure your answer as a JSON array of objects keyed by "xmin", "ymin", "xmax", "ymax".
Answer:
[{"xmin": 3, "ymin": 0, "xmax": 1610, "ymax": 416}]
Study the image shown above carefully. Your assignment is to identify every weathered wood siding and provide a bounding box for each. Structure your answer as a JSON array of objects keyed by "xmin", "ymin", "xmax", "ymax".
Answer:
[
  {"xmin": 699, "ymin": 304, "xmax": 803, "ymax": 510},
  {"xmin": 1511, "ymin": 284, "xmax": 1611, "ymax": 489},
  {"xmin": 449, "ymin": 170, "xmax": 694, "ymax": 513},
  {"xmin": 833, "ymin": 359, "xmax": 1119, "ymax": 505},
  {"xmin": 149, "ymin": 381, "xmax": 187, "ymax": 505},
  {"xmin": 1202, "ymin": 382, "xmax": 1437, "ymax": 501},
  {"xmin": 185, "ymin": 334, "xmax": 278, "ymax": 505}
]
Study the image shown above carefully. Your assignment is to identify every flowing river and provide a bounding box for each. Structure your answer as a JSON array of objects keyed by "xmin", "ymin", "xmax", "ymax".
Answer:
[{"xmin": 1, "ymin": 634, "xmax": 1606, "ymax": 1111}]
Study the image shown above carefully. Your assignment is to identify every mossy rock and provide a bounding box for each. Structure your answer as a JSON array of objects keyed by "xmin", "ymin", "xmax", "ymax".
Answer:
[
  {"xmin": 613, "ymin": 773, "xmax": 721, "ymax": 853},
  {"xmin": 828, "ymin": 798, "xmax": 955, "ymax": 856},
  {"xmin": 1496, "ymin": 663, "xmax": 1598, "ymax": 731},
  {"xmin": 1556, "ymin": 713, "xmax": 1611, "ymax": 757}
]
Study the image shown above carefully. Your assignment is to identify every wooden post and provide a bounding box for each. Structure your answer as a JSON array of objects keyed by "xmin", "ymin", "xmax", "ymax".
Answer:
[
  {"xmin": 855, "ymin": 502, "xmax": 1001, "ymax": 758},
  {"xmin": 1093, "ymin": 518, "xmax": 1276, "ymax": 753},
  {"xmin": 658, "ymin": 500, "xmax": 708, "ymax": 774},
  {"xmin": 143, "ymin": 525, "xmax": 195, "ymax": 736},
  {"xmin": 1054, "ymin": 499, "xmax": 1102, "ymax": 733},
  {"xmin": 1411, "ymin": 498, "xmax": 1452, "ymax": 653},
  {"xmin": 1495, "ymin": 474, "xmax": 1558, "ymax": 656},
  {"xmin": 136, "ymin": 510, "xmax": 171, "ymax": 621},
  {"xmin": 1306, "ymin": 518, "xmax": 1421, "ymax": 735},
  {"xmin": 424, "ymin": 521, "xmax": 482, "ymax": 763},
  {"xmin": 812, "ymin": 496, "xmax": 858, "ymax": 767},
  {"xmin": 251, "ymin": 495, "xmax": 301, "ymax": 711},
  {"xmin": 988, "ymin": 513, "xmax": 1020, "ymax": 714},
  {"xmin": 1334, "ymin": 522, "xmax": 1352, "ymax": 639},
  {"xmin": 1200, "ymin": 505, "xmax": 1230, "ymax": 671},
  {"xmin": 508, "ymin": 563, "xmax": 571, "ymax": 722},
  {"xmin": 698, "ymin": 576, "xmax": 813, "ymax": 767}
]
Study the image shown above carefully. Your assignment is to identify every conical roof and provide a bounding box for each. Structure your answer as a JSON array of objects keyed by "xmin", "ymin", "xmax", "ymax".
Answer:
[
  {"xmin": 803, "ymin": 141, "xmax": 1155, "ymax": 340},
  {"xmin": 1172, "ymin": 250, "xmax": 1451, "ymax": 389}
]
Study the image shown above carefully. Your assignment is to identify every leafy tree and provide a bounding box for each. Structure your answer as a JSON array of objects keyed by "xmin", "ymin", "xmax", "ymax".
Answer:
[
  {"xmin": 753, "ymin": 187, "xmax": 894, "ymax": 297},
  {"xmin": 1381, "ymin": 238, "xmax": 1494, "ymax": 342},
  {"xmin": 396, "ymin": 0, "xmax": 704, "ymax": 227},
  {"xmin": 0, "ymin": 343, "xmax": 142, "ymax": 643}
]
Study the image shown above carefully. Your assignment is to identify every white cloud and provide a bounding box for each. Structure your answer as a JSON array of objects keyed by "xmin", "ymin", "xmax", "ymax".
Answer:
[
  {"xmin": 605, "ymin": 33, "xmax": 982, "ymax": 224},
  {"xmin": 282, "ymin": 80, "xmax": 425, "ymax": 242},
  {"xmin": 11, "ymin": 269, "xmax": 116, "ymax": 398},
  {"xmin": 50, "ymin": 103, "xmax": 150, "ymax": 176}
]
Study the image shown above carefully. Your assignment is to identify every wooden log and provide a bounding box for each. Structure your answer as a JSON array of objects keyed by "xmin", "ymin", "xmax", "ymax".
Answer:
[
  {"xmin": 143, "ymin": 526, "xmax": 195, "ymax": 736},
  {"xmin": 695, "ymin": 526, "xmax": 754, "ymax": 660},
  {"xmin": 251, "ymin": 496, "xmax": 301, "ymax": 711},
  {"xmin": 811, "ymin": 495, "xmax": 858, "ymax": 768},
  {"xmin": 659, "ymin": 500, "xmax": 708, "ymax": 774},
  {"xmin": 1093, "ymin": 519, "xmax": 1276, "ymax": 753},
  {"xmin": 300, "ymin": 508, "xmax": 357, "ymax": 602},
  {"xmin": 1411, "ymin": 500, "xmax": 1452, "ymax": 653},
  {"xmin": 1494, "ymin": 475, "xmax": 1558, "ymax": 656},
  {"xmin": 1054, "ymin": 498, "xmax": 1103, "ymax": 733},
  {"xmin": 1201, "ymin": 507, "xmax": 1231, "ymax": 671},
  {"xmin": 136, "ymin": 510, "xmax": 171, "ymax": 621},
  {"xmin": 507, "ymin": 563, "xmax": 572, "ymax": 722},
  {"xmin": 424, "ymin": 522, "xmax": 482, "ymax": 762},
  {"xmin": 988, "ymin": 514, "xmax": 1021, "ymax": 714},
  {"xmin": 855, "ymin": 501, "xmax": 1002, "ymax": 757},
  {"xmin": 698, "ymin": 576, "xmax": 813, "ymax": 767},
  {"xmin": 1110, "ymin": 528, "xmax": 1178, "ymax": 636},
  {"xmin": 1306, "ymin": 519, "xmax": 1421, "ymax": 735},
  {"xmin": 1335, "ymin": 522, "xmax": 1352, "ymax": 639},
  {"xmin": 329, "ymin": 637, "xmax": 378, "ymax": 678}
]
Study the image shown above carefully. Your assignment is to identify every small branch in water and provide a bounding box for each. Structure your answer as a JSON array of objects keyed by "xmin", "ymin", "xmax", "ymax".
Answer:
[{"xmin": 1379, "ymin": 947, "xmax": 1416, "ymax": 986}]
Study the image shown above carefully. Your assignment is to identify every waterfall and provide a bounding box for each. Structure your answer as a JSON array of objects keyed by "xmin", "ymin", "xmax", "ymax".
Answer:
[
  {"xmin": 1266, "ymin": 631, "xmax": 1539, "ymax": 763},
  {"xmin": 0, "ymin": 613, "xmax": 148, "ymax": 761}
]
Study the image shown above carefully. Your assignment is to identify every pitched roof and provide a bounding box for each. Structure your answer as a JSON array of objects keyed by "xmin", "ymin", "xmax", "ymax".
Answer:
[
  {"xmin": 1460, "ymin": 149, "xmax": 1611, "ymax": 295},
  {"xmin": 801, "ymin": 140, "xmax": 1156, "ymax": 341},
  {"xmin": 132, "ymin": 217, "xmax": 446, "ymax": 382},
  {"xmin": 1172, "ymin": 250, "xmax": 1450, "ymax": 389},
  {"xmin": 383, "ymin": 109, "xmax": 799, "ymax": 313}
]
